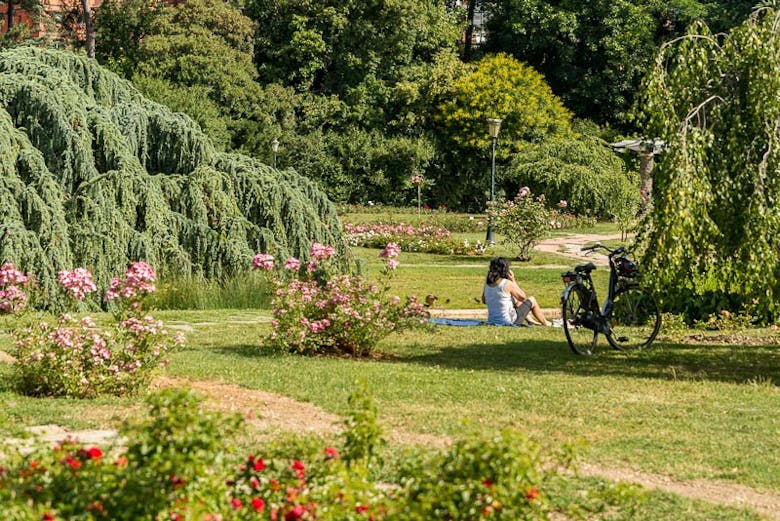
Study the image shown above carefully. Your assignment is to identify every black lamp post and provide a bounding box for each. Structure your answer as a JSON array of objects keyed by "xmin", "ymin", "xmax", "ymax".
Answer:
[
  {"xmin": 271, "ymin": 138, "xmax": 279, "ymax": 169},
  {"xmin": 485, "ymin": 117, "xmax": 502, "ymax": 245}
]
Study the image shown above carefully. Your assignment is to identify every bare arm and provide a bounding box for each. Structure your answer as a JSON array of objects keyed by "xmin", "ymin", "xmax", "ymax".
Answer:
[{"xmin": 505, "ymin": 271, "xmax": 527, "ymax": 305}]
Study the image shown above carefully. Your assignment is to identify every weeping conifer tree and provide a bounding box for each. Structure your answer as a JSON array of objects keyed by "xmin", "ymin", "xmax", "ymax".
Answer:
[
  {"xmin": 0, "ymin": 47, "xmax": 344, "ymax": 301},
  {"xmin": 635, "ymin": 5, "xmax": 780, "ymax": 322}
]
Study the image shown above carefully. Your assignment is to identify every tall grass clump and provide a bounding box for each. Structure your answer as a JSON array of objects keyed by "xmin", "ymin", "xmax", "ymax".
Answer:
[{"xmin": 149, "ymin": 272, "xmax": 273, "ymax": 310}]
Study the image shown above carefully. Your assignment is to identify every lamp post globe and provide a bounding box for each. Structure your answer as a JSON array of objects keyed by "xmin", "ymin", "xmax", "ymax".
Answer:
[
  {"xmin": 271, "ymin": 138, "xmax": 279, "ymax": 169},
  {"xmin": 486, "ymin": 118, "xmax": 503, "ymax": 245}
]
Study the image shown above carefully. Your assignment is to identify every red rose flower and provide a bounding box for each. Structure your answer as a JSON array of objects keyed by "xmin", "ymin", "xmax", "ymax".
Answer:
[
  {"xmin": 482, "ymin": 479, "xmax": 493, "ymax": 488},
  {"xmin": 526, "ymin": 487, "xmax": 540, "ymax": 500},
  {"xmin": 42, "ymin": 513, "xmax": 55, "ymax": 521},
  {"xmin": 253, "ymin": 458, "xmax": 266, "ymax": 472},
  {"xmin": 252, "ymin": 497, "xmax": 266, "ymax": 513},
  {"xmin": 323, "ymin": 446, "xmax": 339, "ymax": 460},
  {"xmin": 65, "ymin": 455, "xmax": 81, "ymax": 470},
  {"xmin": 86, "ymin": 447, "xmax": 103, "ymax": 460},
  {"xmin": 284, "ymin": 505, "xmax": 306, "ymax": 521},
  {"xmin": 231, "ymin": 497, "xmax": 243, "ymax": 509},
  {"xmin": 355, "ymin": 504, "xmax": 369, "ymax": 514}
]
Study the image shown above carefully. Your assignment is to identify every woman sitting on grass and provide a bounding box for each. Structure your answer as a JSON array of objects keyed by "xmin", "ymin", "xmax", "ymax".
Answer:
[{"xmin": 482, "ymin": 257, "xmax": 552, "ymax": 326}]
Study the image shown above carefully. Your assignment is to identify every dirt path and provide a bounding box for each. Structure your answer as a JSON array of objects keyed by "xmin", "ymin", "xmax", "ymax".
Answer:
[{"xmin": 12, "ymin": 377, "xmax": 778, "ymax": 519}]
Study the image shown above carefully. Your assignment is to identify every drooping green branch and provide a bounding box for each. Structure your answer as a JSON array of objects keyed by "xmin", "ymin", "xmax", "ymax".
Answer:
[
  {"xmin": 634, "ymin": 7, "xmax": 780, "ymax": 321},
  {"xmin": 0, "ymin": 47, "xmax": 344, "ymax": 305}
]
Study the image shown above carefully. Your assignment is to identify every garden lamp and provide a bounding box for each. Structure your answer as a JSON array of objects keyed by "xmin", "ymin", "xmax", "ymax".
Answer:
[
  {"xmin": 272, "ymin": 138, "xmax": 279, "ymax": 169},
  {"xmin": 486, "ymin": 118, "xmax": 503, "ymax": 245}
]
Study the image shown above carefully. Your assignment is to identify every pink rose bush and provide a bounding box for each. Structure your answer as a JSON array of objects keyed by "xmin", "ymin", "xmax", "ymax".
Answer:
[
  {"xmin": 13, "ymin": 262, "xmax": 184, "ymax": 398},
  {"xmin": 0, "ymin": 262, "xmax": 30, "ymax": 313},
  {"xmin": 57, "ymin": 268, "xmax": 97, "ymax": 301},
  {"xmin": 253, "ymin": 243, "xmax": 427, "ymax": 356}
]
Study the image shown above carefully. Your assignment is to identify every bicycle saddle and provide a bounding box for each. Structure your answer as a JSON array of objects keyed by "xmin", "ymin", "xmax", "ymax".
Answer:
[{"xmin": 574, "ymin": 262, "xmax": 596, "ymax": 273}]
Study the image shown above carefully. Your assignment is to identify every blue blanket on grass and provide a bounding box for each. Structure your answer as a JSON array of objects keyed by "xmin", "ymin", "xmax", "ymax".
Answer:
[{"xmin": 428, "ymin": 318, "xmax": 531, "ymax": 327}]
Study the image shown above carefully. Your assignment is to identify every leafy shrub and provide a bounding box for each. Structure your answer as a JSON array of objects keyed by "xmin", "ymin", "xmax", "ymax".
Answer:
[
  {"xmin": 0, "ymin": 389, "xmax": 238, "ymax": 520},
  {"xmin": 254, "ymin": 243, "xmax": 428, "ymax": 356},
  {"xmin": 505, "ymin": 134, "xmax": 640, "ymax": 221},
  {"xmin": 0, "ymin": 386, "xmax": 644, "ymax": 520},
  {"xmin": 12, "ymin": 262, "xmax": 185, "ymax": 398},
  {"xmin": 486, "ymin": 187, "xmax": 551, "ymax": 261},
  {"xmin": 395, "ymin": 430, "xmax": 560, "ymax": 520}
]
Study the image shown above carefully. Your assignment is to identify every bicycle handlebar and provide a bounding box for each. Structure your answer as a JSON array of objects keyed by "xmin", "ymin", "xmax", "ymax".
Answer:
[{"xmin": 580, "ymin": 243, "xmax": 627, "ymax": 257}]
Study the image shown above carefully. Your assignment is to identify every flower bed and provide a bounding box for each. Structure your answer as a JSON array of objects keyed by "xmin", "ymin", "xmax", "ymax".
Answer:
[
  {"xmin": 343, "ymin": 223, "xmax": 487, "ymax": 256},
  {"xmin": 0, "ymin": 387, "xmax": 642, "ymax": 520}
]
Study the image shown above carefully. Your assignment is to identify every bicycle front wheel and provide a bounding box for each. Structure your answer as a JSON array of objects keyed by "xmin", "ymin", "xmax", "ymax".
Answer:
[
  {"xmin": 607, "ymin": 286, "xmax": 661, "ymax": 350},
  {"xmin": 562, "ymin": 284, "xmax": 599, "ymax": 355}
]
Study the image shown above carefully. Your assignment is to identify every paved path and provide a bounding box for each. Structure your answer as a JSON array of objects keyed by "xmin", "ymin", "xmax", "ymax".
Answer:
[{"xmin": 535, "ymin": 233, "xmax": 628, "ymax": 266}]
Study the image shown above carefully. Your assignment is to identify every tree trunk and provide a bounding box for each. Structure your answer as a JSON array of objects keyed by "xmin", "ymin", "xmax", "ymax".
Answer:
[
  {"xmin": 638, "ymin": 152, "xmax": 654, "ymax": 217},
  {"xmin": 7, "ymin": 1, "xmax": 15, "ymax": 31},
  {"xmin": 463, "ymin": 0, "xmax": 476, "ymax": 62},
  {"xmin": 82, "ymin": 0, "xmax": 94, "ymax": 58}
]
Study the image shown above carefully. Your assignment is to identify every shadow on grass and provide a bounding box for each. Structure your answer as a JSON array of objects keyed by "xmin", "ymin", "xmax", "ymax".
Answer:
[
  {"xmin": 383, "ymin": 339, "xmax": 780, "ymax": 385},
  {"xmin": 202, "ymin": 337, "xmax": 780, "ymax": 386}
]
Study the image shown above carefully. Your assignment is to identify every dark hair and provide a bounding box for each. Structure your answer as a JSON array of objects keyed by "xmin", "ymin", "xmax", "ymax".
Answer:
[{"xmin": 486, "ymin": 257, "xmax": 510, "ymax": 284}]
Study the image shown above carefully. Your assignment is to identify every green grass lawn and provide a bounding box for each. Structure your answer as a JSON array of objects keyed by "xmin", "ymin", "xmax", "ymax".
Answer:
[
  {"xmin": 3, "ymin": 313, "xmax": 777, "ymax": 492},
  {"xmin": 0, "ymin": 220, "xmax": 777, "ymax": 519},
  {"xmin": 353, "ymin": 244, "xmax": 610, "ymax": 309}
]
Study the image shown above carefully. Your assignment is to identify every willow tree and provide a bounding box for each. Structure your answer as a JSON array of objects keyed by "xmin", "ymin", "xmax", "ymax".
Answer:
[
  {"xmin": 634, "ymin": 5, "xmax": 780, "ymax": 321},
  {"xmin": 0, "ymin": 47, "xmax": 344, "ymax": 301}
]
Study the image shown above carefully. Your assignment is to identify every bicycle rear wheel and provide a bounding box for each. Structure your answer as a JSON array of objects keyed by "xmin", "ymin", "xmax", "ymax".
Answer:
[
  {"xmin": 562, "ymin": 284, "xmax": 599, "ymax": 355},
  {"xmin": 607, "ymin": 286, "xmax": 661, "ymax": 350}
]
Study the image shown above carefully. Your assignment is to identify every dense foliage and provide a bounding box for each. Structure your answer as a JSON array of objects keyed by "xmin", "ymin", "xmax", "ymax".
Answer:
[
  {"xmin": 635, "ymin": 5, "xmax": 780, "ymax": 322},
  {"xmin": 505, "ymin": 131, "xmax": 640, "ymax": 221},
  {"xmin": 483, "ymin": 0, "xmax": 757, "ymax": 125},
  {"xmin": 433, "ymin": 53, "xmax": 572, "ymax": 210},
  {"xmin": 0, "ymin": 47, "xmax": 344, "ymax": 298}
]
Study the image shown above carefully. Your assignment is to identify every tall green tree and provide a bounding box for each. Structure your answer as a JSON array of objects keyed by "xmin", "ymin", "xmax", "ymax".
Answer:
[
  {"xmin": 482, "ymin": 0, "xmax": 757, "ymax": 126},
  {"xmin": 95, "ymin": 0, "xmax": 164, "ymax": 77},
  {"xmin": 635, "ymin": 4, "xmax": 780, "ymax": 322},
  {"xmin": 245, "ymin": 0, "xmax": 460, "ymax": 97},
  {"xmin": 483, "ymin": 0, "xmax": 656, "ymax": 125},
  {"xmin": 433, "ymin": 52, "xmax": 571, "ymax": 210},
  {"xmin": 135, "ymin": 0, "xmax": 260, "ymax": 117}
]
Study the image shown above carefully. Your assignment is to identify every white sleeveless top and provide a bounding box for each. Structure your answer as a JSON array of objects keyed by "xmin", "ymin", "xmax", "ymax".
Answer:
[{"xmin": 484, "ymin": 279, "xmax": 515, "ymax": 325}]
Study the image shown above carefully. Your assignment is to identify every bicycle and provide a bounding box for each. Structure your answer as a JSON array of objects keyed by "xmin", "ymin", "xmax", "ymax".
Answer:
[{"xmin": 560, "ymin": 243, "xmax": 661, "ymax": 355}]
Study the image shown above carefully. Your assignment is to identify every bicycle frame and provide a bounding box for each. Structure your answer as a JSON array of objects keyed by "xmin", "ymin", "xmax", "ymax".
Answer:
[{"xmin": 562, "ymin": 245, "xmax": 638, "ymax": 334}]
